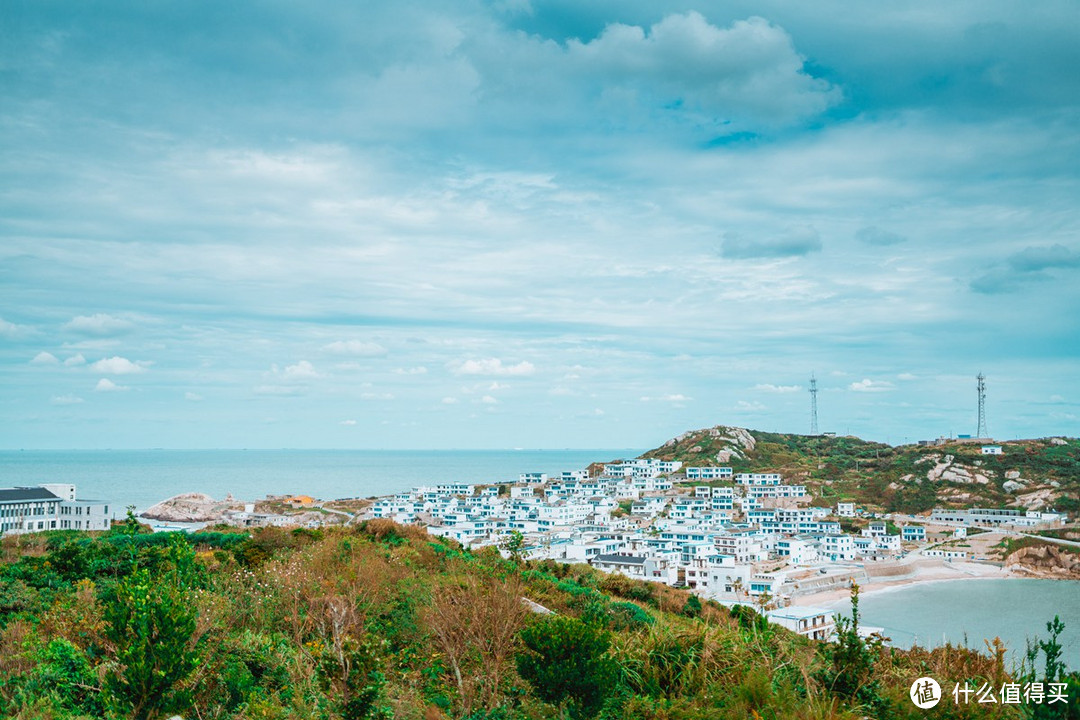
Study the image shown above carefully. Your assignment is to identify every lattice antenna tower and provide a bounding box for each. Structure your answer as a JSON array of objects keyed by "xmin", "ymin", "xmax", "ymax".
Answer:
[
  {"xmin": 809, "ymin": 374, "xmax": 819, "ymax": 435},
  {"xmin": 976, "ymin": 372, "xmax": 987, "ymax": 438}
]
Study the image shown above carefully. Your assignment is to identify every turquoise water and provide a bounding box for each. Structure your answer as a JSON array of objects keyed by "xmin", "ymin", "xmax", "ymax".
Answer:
[
  {"xmin": 0, "ymin": 449, "xmax": 638, "ymax": 516},
  {"xmin": 828, "ymin": 579, "xmax": 1080, "ymax": 670}
]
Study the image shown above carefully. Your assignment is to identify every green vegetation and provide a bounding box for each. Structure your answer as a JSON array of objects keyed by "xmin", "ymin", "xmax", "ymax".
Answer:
[
  {"xmin": 0, "ymin": 520, "xmax": 1075, "ymax": 719},
  {"xmin": 643, "ymin": 427, "xmax": 1080, "ymax": 514}
]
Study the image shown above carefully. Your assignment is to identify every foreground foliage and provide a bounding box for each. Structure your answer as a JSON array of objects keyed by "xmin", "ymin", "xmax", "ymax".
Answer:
[{"xmin": 0, "ymin": 520, "xmax": 1075, "ymax": 719}]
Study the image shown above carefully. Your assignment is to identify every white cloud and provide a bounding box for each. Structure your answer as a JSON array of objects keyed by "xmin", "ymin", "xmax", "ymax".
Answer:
[
  {"xmin": 281, "ymin": 360, "xmax": 319, "ymax": 380},
  {"xmin": 0, "ymin": 317, "xmax": 33, "ymax": 338},
  {"xmin": 441, "ymin": 396, "xmax": 459, "ymax": 404},
  {"xmin": 736, "ymin": 400, "xmax": 767, "ymax": 411},
  {"xmin": 897, "ymin": 373, "xmax": 918, "ymax": 381},
  {"xmin": 641, "ymin": 393, "xmax": 692, "ymax": 403},
  {"xmin": 340, "ymin": 419, "xmax": 357, "ymax": 425},
  {"xmin": 361, "ymin": 392, "xmax": 395, "ymax": 400},
  {"xmin": 31, "ymin": 351, "xmax": 59, "ymax": 365},
  {"xmin": 64, "ymin": 313, "xmax": 133, "ymax": 335},
  {"xmin": 849, "ymin": 379, "xmax": 894, "ymax": 393},
  {"xmin": 50, "ymin": 394, "xmax": 84, "ymax": 405},
  {"xmin": 253, "ymin": 384, "xmax": 302, "ymax": 396},
  {"xmin": 64, "ymin": 353, "xmax": 86, "ymax": 366},
  {"xmin": 488, "ymin": 381, "xmax": 509, "ymax": 391},
  {"xmin": 480, "ymin": 395, "xmax": 498, "ymax": 405},
  {"xmin": 567, "ymin": 13, "xmax": 838, "ymax": 126},
  {"xmin": 753, "ymin": 383, "xmax": 801, "ymax": 393},
  {"xmin": 90, "ymin": 356, "xmax": 149, "ymax": 375},
  {"xmin": 454, "ymin": 358, "xmax": 535, "ymax": 376},
  {"xmin": 95, "ymin": 378, "xmax": 128, "ymax": 392},
  {"xmin": 184, "ymin": 392, "xmax": 204, "ymax": 401},
  {"xmin": 322, "ymin": 340, "xmax": 387, "ymax": 356},
  {"xmin": 394, "ymin": 366, "xmax": 428, "ymax": 375}
]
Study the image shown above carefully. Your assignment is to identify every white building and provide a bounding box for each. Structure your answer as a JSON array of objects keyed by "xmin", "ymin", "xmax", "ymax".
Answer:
[
  {"xmin": 766, "ymin": 606, "xmax": 835, "ymax": 641},
  {"xmin": 981, "ymin": 445, "xmax": 1003, "ymax": 455},
  {"xmin": 684, "ymin": 466, "xmax": 733, "ymax": 480},
  {"xmin": 0, "ymin": 484, "xmax": 111, "ymax": 535},
  {"xmin": 902, "ymin": 525, "xmax": 926, "ymax": 542}
]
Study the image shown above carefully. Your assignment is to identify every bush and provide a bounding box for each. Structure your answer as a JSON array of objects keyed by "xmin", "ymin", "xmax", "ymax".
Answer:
[
  {"xmin": 517, "ymin": 615, "xmax": 617, "ymax": 718},
  {"xmin": 103, "ymin": 566, "xmax": 199, "ymax": 719}
]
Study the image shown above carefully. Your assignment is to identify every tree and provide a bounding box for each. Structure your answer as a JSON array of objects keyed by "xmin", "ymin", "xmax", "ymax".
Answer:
[
  {"xmin": 1021, "ymin": 615, "xmax": 1079, "ymax": 720},
  {"xmin": 517, "ymin": 615, "xmax": 617, "ymax": 718},
  {"xmin": 501, "ymin": 530, "xmax": 527, "ymax": 563},
  {"xmin": 103, "ymin": 568, "xmax": 198, "ymax": 719},
  {"xmin": 816, "ymin": 584, "xmax": 885, "ymax": 714}
]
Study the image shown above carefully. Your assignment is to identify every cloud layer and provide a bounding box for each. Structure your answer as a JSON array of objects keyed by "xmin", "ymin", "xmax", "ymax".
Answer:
[{"xmin": 1, "ymin": 2, "xmax": 1078, "ymax": 448}]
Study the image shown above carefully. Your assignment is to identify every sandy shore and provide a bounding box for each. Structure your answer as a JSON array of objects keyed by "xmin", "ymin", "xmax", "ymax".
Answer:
[{"xmin": 788, "ymin": 559, "xmax": 1013, "ymax": 608}]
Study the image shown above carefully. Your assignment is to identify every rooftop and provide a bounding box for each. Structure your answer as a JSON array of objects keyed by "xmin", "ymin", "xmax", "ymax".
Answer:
[{"xmin": 0, "ymin": 487, "xmax": 61, "ymax": 502}]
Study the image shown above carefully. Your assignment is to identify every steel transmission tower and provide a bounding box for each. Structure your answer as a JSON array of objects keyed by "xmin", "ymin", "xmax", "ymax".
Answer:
[
  {"xmin": 976, "ymin": 373, "xmax": 987, "ymax": 438},
  {"xmin": 809, "ymin": 374, "xmax": 819, "ymax": 435}
]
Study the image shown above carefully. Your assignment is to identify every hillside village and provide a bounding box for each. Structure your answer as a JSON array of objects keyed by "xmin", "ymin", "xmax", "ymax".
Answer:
[
  {"xmin": 5, "ymin": 426, "xmax": 1076, "ymax": 641},
  {"xmin": 364, "ymin": 428, "xmax": 1072, "ymax": 637}
]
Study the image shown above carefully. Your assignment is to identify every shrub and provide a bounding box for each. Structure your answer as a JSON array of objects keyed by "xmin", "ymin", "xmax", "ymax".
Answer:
[
  {"xmin": 102, "ymin": 568, "xmax": 198, "ymax": 719},
  {"xmin": 516, "ymin": 615, "xmax": 617, "ymax": 718}
]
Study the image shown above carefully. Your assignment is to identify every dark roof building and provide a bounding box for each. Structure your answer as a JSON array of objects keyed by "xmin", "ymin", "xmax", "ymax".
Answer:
[{"xmin": 0, "ymin": 487, "xmax": 61, "ymax": 502}]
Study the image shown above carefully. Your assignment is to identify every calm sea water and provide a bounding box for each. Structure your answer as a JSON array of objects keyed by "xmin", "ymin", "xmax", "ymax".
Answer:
[
  {"xmin": 828, "ymin": 579, "xmax": 1080, "ymax": 670},
  {"xmin": 0, "ymin": 449, "xmax": 639, "ymax": 516}
]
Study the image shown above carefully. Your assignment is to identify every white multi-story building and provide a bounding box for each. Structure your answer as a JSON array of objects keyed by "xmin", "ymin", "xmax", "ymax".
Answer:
[
  {"xmin": 0, "ymin": 484, "xmax": 111, "ymax": 535},
  {"xmin": 684, "ymin": 466, "xmax": 733, "ymax": 480},
  {"xmin": 766, "ymin": 606, "xmax": 835, "ymax": 641},
  {"xmin": 736, "ymin": 473, "xmax": 782, "ymax": 486},
  {"xmin": 819, "ymin": 534, "xmax": 856, "ymax": 562}
]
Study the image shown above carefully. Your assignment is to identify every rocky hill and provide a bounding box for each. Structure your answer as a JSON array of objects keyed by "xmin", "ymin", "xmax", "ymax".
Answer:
[{"xmin": 639, "ymin": 425, "xmax": 1080, "ymax": 515}]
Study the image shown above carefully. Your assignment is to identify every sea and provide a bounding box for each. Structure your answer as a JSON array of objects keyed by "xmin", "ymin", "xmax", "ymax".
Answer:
[
  {"xmin": 826, "ymin": 578, "xmax": 1080, "ymax": 670},
  {"xmin": 0, "ymin": 449, "xmax": 640, "ymax": 515}
]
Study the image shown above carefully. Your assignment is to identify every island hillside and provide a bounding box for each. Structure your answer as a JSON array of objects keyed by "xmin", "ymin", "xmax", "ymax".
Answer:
[{"xmin": 629, "ymin": 425, "xmax": 1080, "ymax": 516}]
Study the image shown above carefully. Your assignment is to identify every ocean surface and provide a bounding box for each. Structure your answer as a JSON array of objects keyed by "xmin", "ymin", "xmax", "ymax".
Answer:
[
  {"xmin": 826, "ymin": 578, "xmax": 1080, "ymax": 670},
  {"xmin": 0, "ymin": 449, "xmax": 640, "ymax": 515}
]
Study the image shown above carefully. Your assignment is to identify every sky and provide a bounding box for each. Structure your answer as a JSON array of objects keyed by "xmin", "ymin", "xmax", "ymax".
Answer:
[{"xmin": 2, "ymin": 1, "xmax": 1079, "ymax": 449}]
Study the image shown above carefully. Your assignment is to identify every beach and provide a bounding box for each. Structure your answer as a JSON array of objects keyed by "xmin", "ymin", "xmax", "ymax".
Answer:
[{"xmin": 789, "ymin": 557, "xmax": 1012, "ymax": 608}]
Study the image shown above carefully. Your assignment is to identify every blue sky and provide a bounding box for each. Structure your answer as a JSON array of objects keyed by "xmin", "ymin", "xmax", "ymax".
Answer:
[{"xmin": 2, "ymin": 1, "xmax": 1078, "ymax": 449}]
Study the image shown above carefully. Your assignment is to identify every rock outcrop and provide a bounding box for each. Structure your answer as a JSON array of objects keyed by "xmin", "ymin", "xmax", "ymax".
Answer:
[
  {"xmin": 1006, "ymin": 543, "xmax": 1080, "ymax": 579},
  {"xmin": 141, "ymin": 492, "xmax": 241, "ymax": 523}
]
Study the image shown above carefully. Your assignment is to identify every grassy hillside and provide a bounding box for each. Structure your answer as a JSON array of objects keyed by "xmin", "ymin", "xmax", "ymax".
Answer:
[
  {"xmin": 1, "ymin": 519, "xmax": 1074, "ymax": 719},
  {"xmin": 641, "ymin": 426, "xmax": 1080, "ymax": 515}
]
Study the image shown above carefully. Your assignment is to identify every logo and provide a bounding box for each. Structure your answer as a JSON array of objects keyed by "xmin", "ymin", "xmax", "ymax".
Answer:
[{"xmin": 911, "ymin": 677, "xmax": 942, "ymax": 709}]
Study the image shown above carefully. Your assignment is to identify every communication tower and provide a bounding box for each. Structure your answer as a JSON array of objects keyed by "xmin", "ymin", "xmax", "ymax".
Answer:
[
  {"xmin": 976, "ymin": 373, "xmax": 987, "ymax": 438},
  {"xmin": 809, "ymin": 374, "xmax": 819, "ymax": 435}
]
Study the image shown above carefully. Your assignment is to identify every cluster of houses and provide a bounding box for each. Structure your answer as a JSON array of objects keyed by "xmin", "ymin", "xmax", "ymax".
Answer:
[{"xmin": 364, "ymin": 458, "xmax": 962, "ymax": 637}]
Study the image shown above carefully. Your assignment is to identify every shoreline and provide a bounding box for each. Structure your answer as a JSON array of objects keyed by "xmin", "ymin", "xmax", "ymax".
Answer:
[{"xmin": 788, "ymin": 559, "xmax": 1017, "ymax": 608}]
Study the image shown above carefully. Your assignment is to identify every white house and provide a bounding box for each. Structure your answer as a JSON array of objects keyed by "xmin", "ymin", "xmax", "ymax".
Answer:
[
  {"xmin": 902, "ymin": 525, "xmax": 926, "ymax": 542},
  {"xmin": 981, "ymin": 445, "xmax": 1003, "ymax": 455},
  {"xmin": 766, "ymin": 606, "xmax": 836, "ymax": 641}
]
